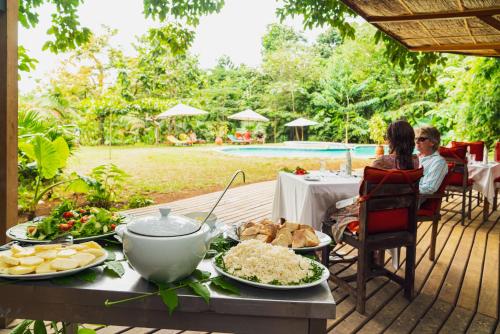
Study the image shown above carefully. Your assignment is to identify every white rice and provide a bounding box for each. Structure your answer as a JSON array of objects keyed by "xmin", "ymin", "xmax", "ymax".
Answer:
[{"xmin": 222, "ymin": 240, "xmax": 312, "ymax": 284}]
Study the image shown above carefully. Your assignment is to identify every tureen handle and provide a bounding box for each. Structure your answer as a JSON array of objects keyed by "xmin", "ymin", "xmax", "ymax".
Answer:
[{"xmin": 159, "ymin": 207, "xmax": 171, "ymax": 217}]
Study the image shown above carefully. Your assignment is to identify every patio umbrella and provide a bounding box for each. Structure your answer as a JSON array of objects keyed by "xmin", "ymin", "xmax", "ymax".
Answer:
[
  {"xmin": 156, "ymin": 103, "xmax": 208, "ymax": 119},
  {"xmin": 285, "ymin": 117, "xmax": 319, "ymax": 141},
  {"xmin": 156, "ymin": 104, "xmax": 208, "ymax": 144},
  {"xmin": 228, "ymin": 109, "xmax": 269, "ymax": 122}
]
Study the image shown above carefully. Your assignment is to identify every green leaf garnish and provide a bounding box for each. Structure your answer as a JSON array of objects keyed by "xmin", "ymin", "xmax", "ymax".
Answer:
[
  {"xmin": 187, "ymin": 281, "xmax": 210, "ymax": 304},
  {"xmin": 211, "ymin": 276, "xmax": 239, "ymax": 295},
  {"xmin": 159, "ymin": 288, "xmax": 178, "ymax": 315},
  {"xmin": 104, "ymin": 261, "xmax": 125, "ymax": 277}
]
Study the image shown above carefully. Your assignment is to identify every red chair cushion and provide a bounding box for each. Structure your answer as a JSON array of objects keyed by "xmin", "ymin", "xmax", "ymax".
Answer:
[
  {"xmin": 439, "ymin": 146, "xmax": 467, "ymax": 161},
  {"xmin": 452, "ymin": 141, "xmax": 484, "ymax": 161},
  {"xmin": 496, "ymin": 142, "xmax": 500, "ymax": 163},
  {"xmin": 447, "ymin": 172, "xmax": 474, "ymax": 186},
  {"xmin": 360, "ymin": 166, "xmax": 423, "ymax": 197},
  {"xmin": 346, "ymin": 208, "xmax": 410, "ymax": 234},
  {"xmin": 244, "ymin": 132, "xmax": 251, "ymax": 141},
  {"xmin": 349, "ymin": 167, "xmax": 423, "ymax": 235},
  {"xmin": 417, "ymin": 208, "xmax": 435, "ymax": 217}
]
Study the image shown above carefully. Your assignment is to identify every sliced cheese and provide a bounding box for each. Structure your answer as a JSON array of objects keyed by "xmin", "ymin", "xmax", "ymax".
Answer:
[
  {"xmin": 82, "ymin": 248, "xmax": 105, "ymax": 258},
  {"xmin": 56, "ymin": 249, "xmax": 77, "ymax": 257},
  {"xmin": 0, "ymin": 254, "xmax": 20, "ymax": 266},
  {"xmin": 35, "ymin": 261, "xmax": 56, "ymax": 274},
  {"xmin": 8, "ymin": 265, "xmax": 35, "ymax": 275},
  {"xmin": 19, "ymin": 256, "xmax": 44, "ymax": 266},
  {"xmin": 36, "ymin": 249, "xmax": 58, "ymax": 259},
  {"xmin": 34, "ymin": 244, "xmax": 61, "ymax": 252},
  {"xmin": 50, "ymin": 258, "xmax": 79, "ymax": 271},
  {"xmin": 70, "ymin": 252, "xmax": 96, "ymax": 267}
]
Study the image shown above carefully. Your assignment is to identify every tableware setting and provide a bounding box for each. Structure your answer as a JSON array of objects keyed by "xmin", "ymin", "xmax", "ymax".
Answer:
[
  {"xmin": 212, "ymin": 239, "xmax": 329, "ymax": 290},
  {"xmin": 226, "ymin": 219, "xmax": 332, "ymax": 252},
  {"xmin": 116, "ymin": 207, "xmax": 221, "ymax": 283},
  {"xmin": 0, "ymin": 241, "xmax": 107, "ymax": 280}
]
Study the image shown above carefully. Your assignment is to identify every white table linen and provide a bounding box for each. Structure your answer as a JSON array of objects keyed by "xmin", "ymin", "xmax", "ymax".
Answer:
[
  {"xmin": 271, "ymin": 171, "xmax": 361, "ymax": 230},
  {"xmin": 468, "ymin": 162, "xmax": 500, "ymax": 203}
]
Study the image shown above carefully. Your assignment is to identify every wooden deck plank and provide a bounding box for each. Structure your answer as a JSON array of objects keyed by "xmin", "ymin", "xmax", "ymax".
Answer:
[
  {"xmin": 440, "ymin": 306, "xmax": 475, "ymax": 334},
  {"xmin": 466, "ymin": 313, "xmax": 497, "ymax": 333},
  {"xmin": 356, "ymin": 201, "xmax": 465, "ymax": 333},
  {"xmin": 385, "ymin": 205, "xmax": 485, "ymax": 333},
  {"xmin": 477, "ymin": 215, "xmax": 500, "ymax": 318},
  {"xmin": 410, "ymin": 207, "xmax": 490, "ymax": 333}
]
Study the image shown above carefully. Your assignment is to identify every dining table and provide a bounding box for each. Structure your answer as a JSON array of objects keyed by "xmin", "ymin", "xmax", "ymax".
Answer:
[
  {"xmin": 271, "ymin": 171, "xmax": 361, "ymax": 230},
  {"xmin": 468, "ymin": 161, "xmax": 500, "ymax": 221},
  {"xmin": 0, "ymin": 247, "xmax": 336, "ymax": 334}
]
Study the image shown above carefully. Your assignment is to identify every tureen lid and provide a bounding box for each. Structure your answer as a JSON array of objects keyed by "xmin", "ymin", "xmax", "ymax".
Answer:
[{"xmin": 127, "ymin": 208, "xmax": 201, "ymax": 237}]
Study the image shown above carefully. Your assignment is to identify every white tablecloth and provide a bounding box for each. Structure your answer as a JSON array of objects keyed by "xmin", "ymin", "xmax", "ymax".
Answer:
[
  {"xmin": 271, "ymin": 171, "xmax": 361, "ymax": 230},
  {"xmin": 468, "ymin": 162, "xmax": 500, "ymax": 203}
]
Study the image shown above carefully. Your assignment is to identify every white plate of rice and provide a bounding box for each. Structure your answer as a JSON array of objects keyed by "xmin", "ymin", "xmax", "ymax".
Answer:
[{"xmin": 212, "ymin": 240, "xmax": 329, "ymax": 290}]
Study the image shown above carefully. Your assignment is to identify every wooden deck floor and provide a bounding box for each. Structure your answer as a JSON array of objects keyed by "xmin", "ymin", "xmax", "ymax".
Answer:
[{"xmin": 4, "ymin": 181, "xmax": 499, "ymax": 334}]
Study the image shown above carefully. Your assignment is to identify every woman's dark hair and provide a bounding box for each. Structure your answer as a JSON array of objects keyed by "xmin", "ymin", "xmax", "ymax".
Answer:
[{"xmin": 386, "ymin": 120, "xmax": 415, "ymax": 170}]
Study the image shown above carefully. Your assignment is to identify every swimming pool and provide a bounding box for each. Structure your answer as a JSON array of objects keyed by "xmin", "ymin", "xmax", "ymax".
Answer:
[{"xmin": 219, "ymin": 145, "xmax": 384, "ymax": 158}]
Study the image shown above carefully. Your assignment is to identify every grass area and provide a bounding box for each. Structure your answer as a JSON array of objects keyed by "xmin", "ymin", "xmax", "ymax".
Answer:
[{"xmin": 66, "ymin": 144, "xmax": 372, "ymax": 205}]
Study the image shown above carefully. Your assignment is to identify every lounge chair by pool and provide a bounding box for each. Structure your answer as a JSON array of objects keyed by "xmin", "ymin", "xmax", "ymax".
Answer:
[
  {"xmin": 167, "ymin": 135, "xmax": 192, "ymax": 146},
  {"xmin": 227, "ymin": 134, "xmax": 249, "ymax": 145}
]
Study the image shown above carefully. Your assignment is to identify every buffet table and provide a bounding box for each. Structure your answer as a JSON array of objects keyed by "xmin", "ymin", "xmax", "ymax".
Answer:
[
  {"xmin": 0, "ymin": 248, "xmax": 336, "ymax": 334},
  {"xmin": 272, "ymin": 171, "xmax": 361, "ymax": 230}
]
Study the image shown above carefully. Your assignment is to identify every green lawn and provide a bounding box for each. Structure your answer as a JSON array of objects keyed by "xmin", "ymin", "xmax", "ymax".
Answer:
[{"xmin": 67, "ymin": 145, "xmax": 372, "ymax": 204}]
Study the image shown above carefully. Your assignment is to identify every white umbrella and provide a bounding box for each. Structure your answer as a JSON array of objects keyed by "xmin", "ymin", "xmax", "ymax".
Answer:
[
  {"xmin": 285, "ymin": 117, "xmax": 319, "ymax": 141},
  {"xmin": 157, "ymin": 103, "xmax": 208, "ymax": 119},
  {"xmin": 285, "ymin": 117, "xmax": 319, "ymax": 127},
  {"xmin": 228, "ymin": 109, "xmax": 269, "ymax": 122}
]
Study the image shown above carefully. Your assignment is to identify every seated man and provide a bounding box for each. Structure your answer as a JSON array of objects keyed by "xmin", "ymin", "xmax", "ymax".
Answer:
[{"xmin": 414, "ymin": 125, "xmax": 448, "ymax": 196}]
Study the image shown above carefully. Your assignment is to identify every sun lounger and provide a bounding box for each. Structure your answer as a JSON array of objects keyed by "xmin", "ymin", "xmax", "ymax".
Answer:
[
  {"xmin": 167, "ymin": 135, "xmax": 192, "ymax": 146},
  {"xmin": 227, "ymin": 134, "xmax": 249, "ymax": 145}
]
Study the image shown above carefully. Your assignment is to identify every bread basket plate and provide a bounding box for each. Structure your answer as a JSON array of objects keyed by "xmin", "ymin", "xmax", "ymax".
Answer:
[
  {"xmin": 226, "ymin": 223, "xmax": 331, "ymax": 252},
  {"xmin": 212, "ymin": 256, "xmax": 329, "ymax": 290},
  {"xmin": 0, "ymin": 247, "xmax": 108, "ymax": 280}
]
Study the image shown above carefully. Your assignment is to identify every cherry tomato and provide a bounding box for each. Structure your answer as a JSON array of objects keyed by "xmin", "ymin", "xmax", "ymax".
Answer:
[
  {"xmin": 80, "ymin": 216, "xmax": 89, "ymax": 223},
  {"xmin": 59, "ymin": 223, "xmax": 70, "ymax": 231},
  {"xmin": 63, "ymin": 211, "xmax": 74, "ymax": 219},
  {"xmin": 110, "ymin": 223, "xmax": 117, "ymax": 230},
  {"xmin": 67, "ymin": 219, "xmax": 75, "ymax": 227},
  {"xmin": 78, "ymin": 208, "xmax": 86, "ymax": 214}
]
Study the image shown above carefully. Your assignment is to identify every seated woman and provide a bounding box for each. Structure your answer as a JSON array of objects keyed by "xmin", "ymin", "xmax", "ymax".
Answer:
[{"xmin": 323, "ymin": 120, "xmax": 419, "ymax": 242}]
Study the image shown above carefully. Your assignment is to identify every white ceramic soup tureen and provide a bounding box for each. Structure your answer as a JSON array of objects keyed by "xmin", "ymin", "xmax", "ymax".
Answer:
[{"xmin": 115, "ymin": 207, "xmax": 219, "ymax": 283}]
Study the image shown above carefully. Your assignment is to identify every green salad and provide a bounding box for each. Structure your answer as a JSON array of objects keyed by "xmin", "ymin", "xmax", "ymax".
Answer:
[{"xmin": 27, "ymin": 201, "xmax": 124, "ymax": 240}]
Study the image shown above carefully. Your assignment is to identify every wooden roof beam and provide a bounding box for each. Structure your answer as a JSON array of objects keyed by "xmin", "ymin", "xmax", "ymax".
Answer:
[
  {"xmin": 367, "ymin": 8, "xmax": 500, "ymax": 23},
  {"xmin": 478, "ymin": 15, "xmax": 500, "ymax": 31},
  {"xmin": 411, "ymin": 42, "xmax": 500, "ymax": 51}
]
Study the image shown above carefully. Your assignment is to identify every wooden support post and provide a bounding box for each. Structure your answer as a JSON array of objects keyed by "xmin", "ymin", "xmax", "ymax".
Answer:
[{"xmin": 0, "ymin": 0, "xmax": 17, "ymax": 326}]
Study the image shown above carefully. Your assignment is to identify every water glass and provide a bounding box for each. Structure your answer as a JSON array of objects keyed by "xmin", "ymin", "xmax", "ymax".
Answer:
[
  {"xmin": 319, "ymin": 159, "xmax": 327, "ymax": 173},
  {"xmin": 340, "ymin": 163, "xmax": 347, "ymax": 176}
]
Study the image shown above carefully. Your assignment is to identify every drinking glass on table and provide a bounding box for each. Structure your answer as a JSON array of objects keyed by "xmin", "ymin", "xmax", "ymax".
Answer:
[{"xmin": 319, "ymin": 159, "xmax": 327, "ymax": 178}]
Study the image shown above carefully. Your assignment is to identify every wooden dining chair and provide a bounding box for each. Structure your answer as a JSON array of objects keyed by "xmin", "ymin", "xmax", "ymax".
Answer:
[
  {"xmin": 451, "ymin": 141, "xmax": 485, "ymax": 162},
  {"xmin": 417, "ymin": 167, "xmax": 453, "ymax": 261},
  {"xmin": 439, "ymin": 146, "xmax": 473, "ymax": 225},
  {"xmin": 329, "ymin": 166, "xmax": 423, "ymax": 314}
]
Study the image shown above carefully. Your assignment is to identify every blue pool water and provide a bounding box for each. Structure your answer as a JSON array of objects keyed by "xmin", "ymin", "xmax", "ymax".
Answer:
[{"xmin": 219, "ymin": 145, "xmax": 384, "ymax": 158}]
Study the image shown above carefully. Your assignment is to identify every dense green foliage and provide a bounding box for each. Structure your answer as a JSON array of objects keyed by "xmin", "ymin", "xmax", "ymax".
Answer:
[
  {"xmin": 19, "ymin": 0, "xmax": 450, "ymax": 88},
  {"xmin": 22, "ymin": 23, "xmax": 499, "ymax": 149}
]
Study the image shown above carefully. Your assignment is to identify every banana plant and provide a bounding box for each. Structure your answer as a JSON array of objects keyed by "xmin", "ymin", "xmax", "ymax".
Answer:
[{"xmin": 19, "ymin": 135, "xmax": 89, "ymax": 218}]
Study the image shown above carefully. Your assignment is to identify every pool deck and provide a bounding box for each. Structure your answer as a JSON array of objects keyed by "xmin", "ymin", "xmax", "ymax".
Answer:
[{"xmin": 4, "ymin": 180, "xmax": 499, "ymax": 334}]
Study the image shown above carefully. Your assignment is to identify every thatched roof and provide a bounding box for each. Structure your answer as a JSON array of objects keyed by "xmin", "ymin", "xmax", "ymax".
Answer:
[{"xmin": 342, "ymin": 0, "xmax": 500, "ymax": 57}]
